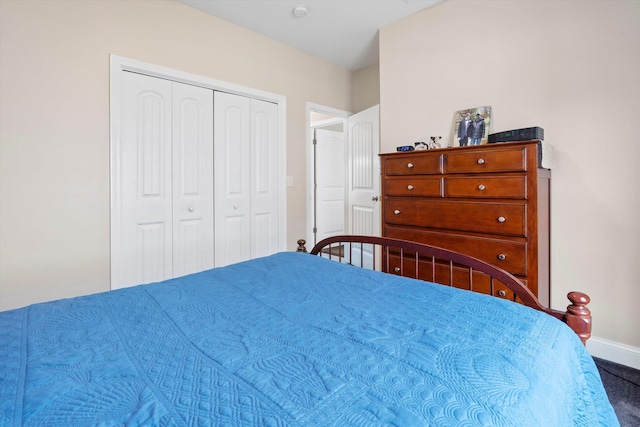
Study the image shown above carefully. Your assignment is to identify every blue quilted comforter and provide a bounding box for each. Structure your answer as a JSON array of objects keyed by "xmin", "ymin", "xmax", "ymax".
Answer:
[{"xmin": 0, "ymin": 252, "xmax": 618, "ymax": 426}]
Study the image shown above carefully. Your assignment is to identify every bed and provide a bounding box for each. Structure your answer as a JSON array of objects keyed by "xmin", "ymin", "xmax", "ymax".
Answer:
[{"xmin": 0, "ymin": 235, "xmax": 618, "ymax": 426}]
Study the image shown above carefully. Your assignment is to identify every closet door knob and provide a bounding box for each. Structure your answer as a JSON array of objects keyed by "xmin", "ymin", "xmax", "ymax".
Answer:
[
  {"xmin": 371, "ymin": 196, "xmax": 379, "ymax": 202},
  {"xmin": 394, "ymin": 267, "xmax": 401, "ymax": 273},
  {"xmin": 188, "ymin": 207, "xmax": 194, "ymax": 212},
  {"xmin": 407, "ymin": 184, "xmax": 414, "ymax": 190},
  {"xmin": 407, "ymin": 162, "xmax": 414, "ymax": 168},
  {"xmin": 497, "ymin": 216, "xmax": 506, "ymax": 223},
  {"xmin": 478, "ymin": 184, "xmax": 486, "ymax": 191},
  {"xmin": 497, "ymin": 253, "xmax": 506, "ymax": 261},
  {"xmin": 477, "ymin": 158, "xmax": 485, "ymax": 165},
  {"xmin": 394, "ymin": 210, "xmax": 401, "ymax": 215}
]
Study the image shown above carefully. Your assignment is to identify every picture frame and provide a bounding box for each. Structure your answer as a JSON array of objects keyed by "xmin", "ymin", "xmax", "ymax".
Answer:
[{"xmin": 450, "ymin": 106, "xmax": 492, "ymax": 148}]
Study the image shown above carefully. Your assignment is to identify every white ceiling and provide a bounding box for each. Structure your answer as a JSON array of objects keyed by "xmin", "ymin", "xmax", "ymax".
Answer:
[{"xmin": 177, "ymin": 0, "xmax": 443, "ymax": 71}]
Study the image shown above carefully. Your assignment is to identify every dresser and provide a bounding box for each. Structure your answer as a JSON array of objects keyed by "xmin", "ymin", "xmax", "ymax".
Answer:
[{"xmin": 380, "ymin": 140, "xmax": 550, "ymax": 306}]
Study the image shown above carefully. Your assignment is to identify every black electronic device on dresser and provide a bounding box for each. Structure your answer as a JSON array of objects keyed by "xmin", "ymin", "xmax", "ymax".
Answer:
[{"xmin": 488, "ymin": 126, "xmax": 544, "ymax": 143}]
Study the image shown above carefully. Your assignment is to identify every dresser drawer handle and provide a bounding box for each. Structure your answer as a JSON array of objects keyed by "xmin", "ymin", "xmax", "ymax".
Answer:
[
  {"xmin": 407, "ymin": 184, "xmax": 414, "ymax": 190},
  {"xmin": 478, "ymin": 184, "xmax": 486, "ymax": 191},
  {"xmin": 497, "ymin": 216, "xmax": 506, "ymax": 223},
  {"xmin": 394, "ymin": 267, "xmax": 401, "ymax": 273},
  {"xmin": 477, "ymin": 158, "xmax": 485, "ymax": 165},
  {"xmin": 497, "ymin": 253, "xmax": 506, "ymax": 261},
  {"xmin": 407, "ymin": 162, "xmax": 414, "ymax": 168},
  {"xmin": 497, "ymin": 290, "xmax": 507, "ymax": 297},
  {"xmin": 394, "ymin": 210, "xmax": 401, "ymax": 215}
]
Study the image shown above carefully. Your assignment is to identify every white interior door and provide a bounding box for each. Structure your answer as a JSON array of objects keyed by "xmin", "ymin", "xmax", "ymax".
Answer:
[
  {"xmin": 214, "ymin": 92, "xmax": 251, "ymax": 267},
  {"xmin": 347, "ymin": 105, "xmax": 380, "ymax": 268},
  {"xmin": 118, "ymin": 72, "xmax": 173, "ymax": 288},
  {"xmin": 250, "ymin": 98, "xmax": 280, "ymax": 259},
  {"xmin": 114, "ymin": 72, "xmax": 213, "ymax": 289},
  {"xmin": 171, "ymin": 82, "xmax": 214, "ymax": 278},
  {"xmin": 315, "ymin": 128, "xmax": 346, "ymax": 243},
  {"xmin": 348, "ymin": 105, "xmax": 380, "ymax": 236},
  {"xmin": 214, "ymin": 93, "xmax": 279, "ymax": 267}
]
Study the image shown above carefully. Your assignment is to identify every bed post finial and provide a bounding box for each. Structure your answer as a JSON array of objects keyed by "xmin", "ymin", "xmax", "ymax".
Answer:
[
  {"xmin": 296, "ymin": 239, "xmax": 307, "ymax": 253},
  {"xmin": 565, "ymin": 292, "xmax": 591, "ymax": 346}
]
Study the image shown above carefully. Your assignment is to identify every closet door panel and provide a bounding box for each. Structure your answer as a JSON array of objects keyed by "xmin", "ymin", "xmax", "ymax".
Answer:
[
  {"xmin": 214, "ymin": 92, "xmax": 251, "ymax": 267},
  {"xmin": 251, "ymin": 99, "xmax": 279, "ymax": 258},
  {"xmin": 119, "ymin": 72, "xmax": 173, "ymax": 288},
  {"xmin": 172, "ymin": 83, "xmax": 214, "ymax": 277}
]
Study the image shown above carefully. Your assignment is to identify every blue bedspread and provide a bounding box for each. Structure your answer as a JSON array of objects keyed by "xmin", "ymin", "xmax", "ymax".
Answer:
[{"xmin": 0, "ymin": 252, "xmax": 618, "ymax": 426}]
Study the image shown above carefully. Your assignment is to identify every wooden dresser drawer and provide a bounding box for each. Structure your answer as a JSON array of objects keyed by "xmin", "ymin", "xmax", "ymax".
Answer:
[
  {"xmin": 445, "ymin": 176, "xmax": 526, "ymax": 199},
  {"xmin": 385, "ymin": 177, "xmax": 442, "ymax": 197},
  {"xmin": 384, "ymin": 153, "xmax": 442, "ymax": 175},
  {"xmin": 384, "ymin": 199, "xmax": 526, "ymax": 237},
  {"xmin": 444, "ymin": 147, "xmax": 526, "ymax": 173},
  {"xmin": 384, "ymin": 226, "xmax": 526, "ymax": 275}
]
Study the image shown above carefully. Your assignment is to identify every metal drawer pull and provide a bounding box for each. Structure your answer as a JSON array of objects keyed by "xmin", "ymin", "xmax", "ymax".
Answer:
[
  {"xmin": 477, "ymin": 158, "xmax": 485, "ymax": 165},
  {"xmin": 498, "ymin": 253, "xmax": 506, "ymax": 261},
  {"xmin": 407, "ymin": 184, "xmax": 414, "ymax": 190},
  {"xmin": 394, "ymin": 267, "xmax": 401, "ymax": 273},
  {"xmin": 478, "ymin": 184, "xmax": 486, "ymax": 191},
  {"xmin": 497, "ymin": 216, "xmax": 506, "ymax": 223},
  {"xmin": 407, "ymin": 162, "xmax": 414, "ymax": 168},
  {"xmin": 394, "ymin": 210, "xmax": 401, "ymax": 215},
  {"xmin": 497, "ymin": 290, "xmax": 507, "ymax": 297}
]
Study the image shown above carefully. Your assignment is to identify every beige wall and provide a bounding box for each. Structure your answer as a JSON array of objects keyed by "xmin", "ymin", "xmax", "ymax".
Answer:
[
  {"xmin": 0, "ymin": 0, "xmax": 352, "ymax": 310},
  {"xmin": 380, "ymin": 0, "xmax": 640, "ymax": 349},
  {"xmin": 352, "ymin": 63, "xmax": 381, "ymax": 112}
]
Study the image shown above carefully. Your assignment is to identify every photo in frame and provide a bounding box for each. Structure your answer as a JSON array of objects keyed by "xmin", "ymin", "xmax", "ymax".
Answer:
[{"xmin": 450, "ymin": 106, "xmax": 492, "ymax": 148}]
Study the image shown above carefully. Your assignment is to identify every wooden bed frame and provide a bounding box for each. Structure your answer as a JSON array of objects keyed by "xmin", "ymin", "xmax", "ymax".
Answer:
[{"xmin": 298, "ymin": 235, "xmax": 592, "ymax": 345}]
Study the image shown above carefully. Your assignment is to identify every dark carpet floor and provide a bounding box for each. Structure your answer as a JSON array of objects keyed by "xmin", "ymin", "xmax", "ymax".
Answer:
[{"xmin": 594, "ymin": 357, "xmax": 640, "ymax": 427}]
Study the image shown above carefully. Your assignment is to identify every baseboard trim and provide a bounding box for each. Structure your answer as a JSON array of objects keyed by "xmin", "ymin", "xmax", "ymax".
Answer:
[{"xmin": 587, "ymin": 336, "xmax": 640, "ymax": 370}]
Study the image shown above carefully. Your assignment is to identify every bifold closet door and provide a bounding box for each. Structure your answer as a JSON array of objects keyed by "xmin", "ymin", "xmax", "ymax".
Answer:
[
  {"xmin": 214, "ymin": 92, "xmax": 279, "ymax": 267},
  {"xmin": 115, "ymin": 71, "xmax": 213, "ymax": 289},
  {"xmin": 171, "ymin": 82, "xmax": 214, "ymax": 279}
]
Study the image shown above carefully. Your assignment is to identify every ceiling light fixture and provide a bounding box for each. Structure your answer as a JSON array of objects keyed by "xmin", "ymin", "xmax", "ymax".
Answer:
[{"xmin": 292, "ymin": 4, "xmax": 308, "ymax": 18}]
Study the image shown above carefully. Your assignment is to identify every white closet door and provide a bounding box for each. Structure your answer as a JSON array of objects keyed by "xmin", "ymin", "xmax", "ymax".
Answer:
[
  {"xmin": 214, "ymin": 92, "xmax": 251, "ymax": 267},
  {"xmin": 115, "ymin": 72, "xmax": 214, "ymax": 289},
  {"xmin": 118, "ymin": 72, "xmax": 173, "ymax": 288},
  {"xmin": 213, "ymin": 94, "xmax": 279, "ymax": 266},
  {"xmin": 172, "ymin": 83, "xmax": 214, "ymax": 278},
  {"xmin": 250, "ymin": 99, "xmax": 279, "ymax": 259}
]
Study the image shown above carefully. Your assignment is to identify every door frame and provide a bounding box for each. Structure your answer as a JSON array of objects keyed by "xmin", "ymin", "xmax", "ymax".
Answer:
[
  {"xmin": 110, "ymin": 55, "xmax": 287, "ymax": 288},
  {"xmin": 305, "ymin": 103, "xmax": 351, "ymax": 248}
]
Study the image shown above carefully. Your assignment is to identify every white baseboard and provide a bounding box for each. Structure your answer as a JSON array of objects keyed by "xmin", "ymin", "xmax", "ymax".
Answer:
[{"xmin": 587, "ymin": 336, "xmax": 640, "ymax": 370}]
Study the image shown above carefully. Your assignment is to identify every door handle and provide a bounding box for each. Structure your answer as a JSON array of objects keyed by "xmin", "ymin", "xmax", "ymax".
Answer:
[{"xmin": 371, "ymin": 196, "xmax": 379, "ymax": 202}]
